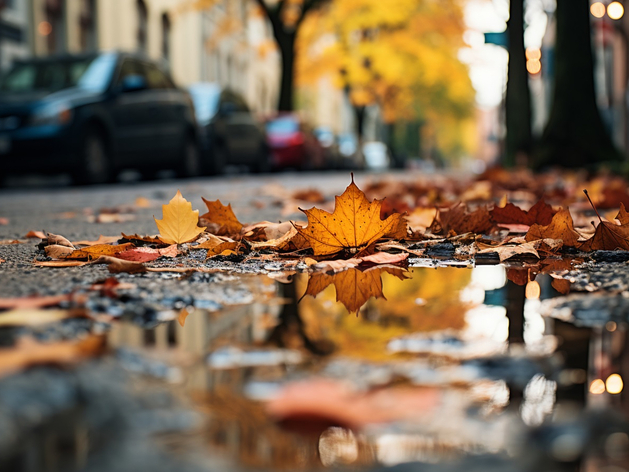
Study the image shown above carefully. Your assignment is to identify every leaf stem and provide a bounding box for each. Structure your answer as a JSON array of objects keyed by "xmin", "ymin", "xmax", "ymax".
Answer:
[{"xmin": 583, "ymin": 189, "xmax": 603, "ymax": 223}]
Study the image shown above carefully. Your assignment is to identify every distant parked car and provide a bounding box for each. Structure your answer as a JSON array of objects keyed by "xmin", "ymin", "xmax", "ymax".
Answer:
[
  {"xmin": 188, "ymin": 83, "xmax": 269, "ymax": 174},
  {"xmin": 363, "ymin": 141, "xmax": 391, "ymax": 170},
  {"xmin": 0, "ymin": 51, "xmax": 200, "ymax": 184},
  {"xmin": 265, "ymin": 114, "xmax": 324, "ymax": 170}
]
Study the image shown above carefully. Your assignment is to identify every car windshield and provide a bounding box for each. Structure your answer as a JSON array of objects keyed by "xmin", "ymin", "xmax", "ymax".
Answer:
[
  {"xmin": 266, "ymin": 117, "xmax": 299, "ymax": 134},
  {"xmin": 0, "ymin": 54, "xmax": 116, "ymax": 93},
  {"xmin": 188, "ymin": 84, "xmax": 221, "ymax": 124}
]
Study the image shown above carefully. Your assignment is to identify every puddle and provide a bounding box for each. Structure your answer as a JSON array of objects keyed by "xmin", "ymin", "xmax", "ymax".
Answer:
[
  {"xmin": 97, "ymin": 264, "xmax": 628, "ymax": 470},
  {"xmin": 3, "ymin": 263, "xmax": 629, "ymax": 471}
]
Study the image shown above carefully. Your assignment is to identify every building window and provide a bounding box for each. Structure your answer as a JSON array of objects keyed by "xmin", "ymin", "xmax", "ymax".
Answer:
[
  {"xmin": 45, "ymin": 0, "xmax": 66, "ymax": 54},
  {"xmin": 79, "ymin": 0, "xmax": 97, "ymax": 52},
  {"xmin": 161, "ymin": 13, "xmax": 170, "ymax": 61},
  {"xmin": 137, "ymin": 0, "xmax": 148, "ymax": 54}
]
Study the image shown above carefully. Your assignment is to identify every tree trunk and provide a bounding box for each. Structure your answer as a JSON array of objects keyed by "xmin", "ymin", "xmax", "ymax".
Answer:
[
  {"xmin": 534, "ymin": 0, "xmax": 622, "ymax": 168},
  {"xmin": 354, "ymin": 105, "xmax": 366, "ymax": 166},
  {"xmin": 505, "ymin": 0, "xmax": 532, "ymax": 167},
  {"xmin": 277, "ymin": 32, "xmax": 296, "ymax": 112}
]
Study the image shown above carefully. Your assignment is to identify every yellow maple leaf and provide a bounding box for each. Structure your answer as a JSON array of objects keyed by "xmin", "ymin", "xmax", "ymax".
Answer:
[
  {"xmin": 154, "ymin": 190, "xmax": 206, "ymax": 245},
  {"xmin": 298, "ymin": 177, "xmax": 407, "ymax": 256}
]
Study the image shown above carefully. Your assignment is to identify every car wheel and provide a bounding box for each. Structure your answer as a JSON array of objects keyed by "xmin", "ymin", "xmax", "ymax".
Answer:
[
  {"xmin": 179, "ymin": 135, "xmax": 201, "ymax": 178},
  {"xmin": 74, "ymin": 128, "xmax": 111, "ymax": 185}
]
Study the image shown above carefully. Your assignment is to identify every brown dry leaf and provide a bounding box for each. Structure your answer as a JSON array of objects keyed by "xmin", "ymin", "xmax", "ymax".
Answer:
[
  {"xmin": 292, "ymin": 188, "xmax": 326, "ymax": 203},
  {"xmin": 177, "ymin": 308, "xmax": 193, "ymax": 327},
  {"xmin": 525, "ymin": 209, "xmax": 580, "ymax": 247},
  {"xmin": 200, "ymin": 198, "xmax": 243, "ymax": 236},
  {"xmin": 616, "ymin": 203, "xmax": 629, "ymax": 225},
  {"xmin": 477, "ymin": 241, "xmax": 539, "ymax": 262},
  {"xmin": 298, "ymin": 178, "xmax": 407, "ymax": 256},
  {"xmin": 406, "ymin": 207, "xmax": 437, "ymax": 233},
  {"xmin": 34, "ymin": 260, "xmax": 88, "ymax": 268},
  {"xmin": 45, "ymin": 233, "xmax": 74, "ymax": 248},
  {"xmin": 0, "ymin": 294, "xmax": 70, "ymax": 310},
  {"xmin": 0, "ymin": 309, "xmax": 74, "ymax": 327},
  {"xmin": 154, "ymin": 190, "xmax": 206, "ymax": 245},
  {"xmin": 430, "ymin": 203, "xmax": 493, "ymax": 236},
  {"xmin": 491, "ymin": 198, "xmax": 555, "ymax": 226},
  {"xmin": 578, "ymin": 219, "xmax": 629, "ymax": 251},
  {"xmin": 96, "ymin": 256, "xmax": 148, "ymax": 274},
  {"xmin": 91, "ymin": 213, "xmax": 136, "ymax": 224},
  {"xmin": 72, "ymin": 235, "xmax": 120, "ymax": 246},
  {"xmin": 120, "ymin": 233, "xmax": 164, "ymax": 245},
  {"xmin": 24, "ymin": 230, "xmax": 46, "ymax": 239},
  {"xmin": 45, "ymin": 244, "xmax": 74, "ymax": 259},
  {"xmin": 359, "ymin": 252, "xmax": 409, "ymax": 265},
  {"xmin": 114, "ymin": 247, "xmax": 162, "ymax": 263},
  {"xmin": 249, "ymin": 225, "xmax": 304, "ymax": 252},
  {"xmin": 0, "ymin": 239, "xmax": 23, "ymax": 245},
  {"xmin": 193, "ymin": 233, "xmax": 229, "ymax": 249},
  {"xmin": 0, "ymin": 335, "xmax": 105, "ymax": 379},
  {"xmin": 506, "ymin": 268, "xmax": 530, "ymax": 286},
  {"xmin": 67, "ymin": 243, "xmax": 135, "ymax": 260}
]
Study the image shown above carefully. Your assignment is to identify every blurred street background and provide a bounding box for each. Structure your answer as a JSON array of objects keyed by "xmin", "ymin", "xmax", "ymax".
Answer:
[{"xmin": 0, "ymin": 0, "xmax": 627, "ymax": 186}]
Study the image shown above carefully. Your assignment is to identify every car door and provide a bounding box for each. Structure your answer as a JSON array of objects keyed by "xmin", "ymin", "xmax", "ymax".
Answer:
[
  {"xmin": 109, "ymin": 58, "xmax": 157, "ymax": 166},
  {"xmin": 220, "ymin": 93, "xmax": 259, "ymax": 163},
  {"xmin": 141, "ymin": 62, "xmax": 180, "ymax": 162}
]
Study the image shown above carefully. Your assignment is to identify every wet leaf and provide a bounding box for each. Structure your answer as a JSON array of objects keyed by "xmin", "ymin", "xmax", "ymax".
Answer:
[
  {"xmin": 154, "ymin": 190, "xmax": 206, "ymax": 244},
  {"xmin": 491, "ymin": 198, "xmax": 555, "ymax": 226},
  {"xmin": 298, "ymin": 178, "xmax": 407, "ymax": 256},
  {"xmin": 200, "ymin": 198, "xmax": 243, "ymax": 236},
  {"xmin": 525, "ymin": 209, "xmax": 580, "ymax": 247}
]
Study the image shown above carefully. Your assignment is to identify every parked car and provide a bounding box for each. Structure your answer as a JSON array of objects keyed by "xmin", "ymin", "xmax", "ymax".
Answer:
[
  {"xmin": 0, "ymin": 51, "xmax": 200, "ymax": 184},
  {"xmin": 188, "ymin": 83, "xmax": 269, "ymax": 174},
  {"xmin": 265, "ymin": 114, "xmax": 324, "ymax": 170}
]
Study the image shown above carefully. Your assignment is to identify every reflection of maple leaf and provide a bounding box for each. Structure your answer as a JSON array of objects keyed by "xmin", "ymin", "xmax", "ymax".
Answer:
[
  {"xmin": 200, "ymin": 198, "xmax": 243, "ymax": 236},
  {"xmin": 491, "ymin": 198, "xmax": 555, "ymax": 226},
  {"xmin": 154, "ymin": 191, "xmax": 206, "ymax": 245},
  {"xmin": 304, "ymin": 266, "xmax": 409, "ymax": 314},
  {"xmin": 525, "ymin": 209, "xmax": 580, "ymax": 247},
  {"xmin": 298, "ymin": 178, "xmax": 407, "ymax": 256}
]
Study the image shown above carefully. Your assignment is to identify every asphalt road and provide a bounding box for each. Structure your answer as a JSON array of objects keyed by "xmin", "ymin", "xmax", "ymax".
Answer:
[{"xmin": 0, "ymin": 170, "xmax": 407, "ymax": 298}]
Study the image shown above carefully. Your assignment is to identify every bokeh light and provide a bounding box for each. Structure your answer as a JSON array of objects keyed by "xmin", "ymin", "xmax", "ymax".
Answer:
[
  {"xmin": 608, "ymin": 1, "xmax": 625, "ymax": 19},
  {"xmin": 37, "ymin": 21, "xmax": 52, "ymax": 36},
  {"xmin": 525, "ymin": 280, "xmax": 541, "ymax": 299},
  {"xmin": 590, "ymin": 378, "xmax": 606, "ymax": 394},
  {"xmin": 591, "ymin": 2, "xmax": 606, "ymax": 18},
  {"xmin": 526, "ymin": 48, "xmax": 541, "ymax": 60},
  {"xmin": 527, "ymin": 59, "xmax": 542, "ymax": 75},
  {"xmin": 606, "ymin": 374, "xmax": 624, "ymax": 394}
]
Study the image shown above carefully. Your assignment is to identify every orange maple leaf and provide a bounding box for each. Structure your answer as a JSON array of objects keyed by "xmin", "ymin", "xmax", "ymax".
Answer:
[
  {"xmin": 525, "ymin": 209, "xmax": 580, "ymax": 247},
  {"xmin": 200, "ymin": 198, "xmax": 243, "ymax": 236},
  {"xmin": 298, "ymin": 177, "xmax": 407, "ymax": 256},
  {"xmin": 578, "ymin": 190, "xmax": 629, "ymax": 251},
  {"xmin": 154, "ymin": 190, "xmax": 206, "ymax": 245}
]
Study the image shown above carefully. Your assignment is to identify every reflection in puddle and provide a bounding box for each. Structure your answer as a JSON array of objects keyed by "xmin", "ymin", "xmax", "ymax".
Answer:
[{"xmin": 100, "ymin": 265, "xmax": 629, "ymax": 470}]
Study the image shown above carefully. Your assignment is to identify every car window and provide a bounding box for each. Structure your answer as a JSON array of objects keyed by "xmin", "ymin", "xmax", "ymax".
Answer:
[
  {"xmin": 144, "ymin": 63, "xmax": 174, "ymax": 89},
  {"xmin": 0, "ymin": 56, "xmax": 104, "ymax": 93},
  {"xmin": 116, "ymin": 59, "xmax": 142, "ymax": 86}
]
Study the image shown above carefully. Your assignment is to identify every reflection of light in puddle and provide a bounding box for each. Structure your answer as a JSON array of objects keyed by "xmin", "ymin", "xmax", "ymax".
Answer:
[
  {"xmin": 471, "ymin": 266, "xmax": 507, "ymax": 291},
  {"xmin": 318, "ymin": 427, "xmax": 359, "ymax": 467},
  {"xmin": 524, "ymin": 299, "xmax": 546, "ymax": 345},
  {"xmin": 464, "ymin": 305, "xmax": 508, "ymax": 343},
  {"xmin": 521, "ymin": 374, "xmax": 556, "ymax": 426}
]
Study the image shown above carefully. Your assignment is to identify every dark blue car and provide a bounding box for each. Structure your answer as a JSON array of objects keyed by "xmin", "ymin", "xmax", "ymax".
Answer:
[{"xmin": 0, "ymin": 52, "xmax": 200, "ymax": 184}]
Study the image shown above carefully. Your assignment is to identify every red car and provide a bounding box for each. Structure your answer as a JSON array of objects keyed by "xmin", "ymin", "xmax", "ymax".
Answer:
[{"xmin": 265, "ymin": 115, "xmax": 324, "ymax": 170}]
